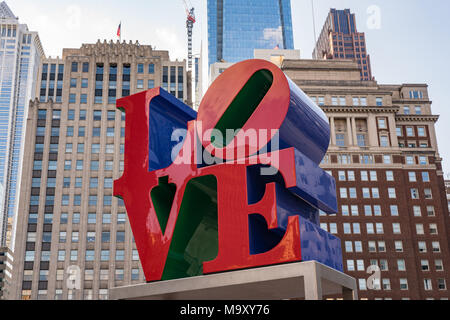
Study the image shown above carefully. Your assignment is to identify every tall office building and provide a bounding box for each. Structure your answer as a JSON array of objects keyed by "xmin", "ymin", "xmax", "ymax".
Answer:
[
  {"xmin": 282, "ymin": 59, "xmax": 450, "ymax": 300},
  {"xmin": 207, "ymin": 0, "xmax": 294, "ymax": 67},
  {"xmin": 313, "ymin": 9, "xmax": 373, "ymax": 81},
  {"xmin": 0, "ymin": 1, "xmax": 44, "ymax": 247},
  {"xmin": 10, "ymin": 40, "xmax": 190, "ymax": 300}
]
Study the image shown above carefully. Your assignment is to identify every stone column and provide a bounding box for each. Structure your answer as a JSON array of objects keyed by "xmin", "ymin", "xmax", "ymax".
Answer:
[
  {"xmin": 329, "ymin": 117, "xmax": 336, "ymax": 146},
  {"xmin": 346, "ymin": 117, "xmax": 353, "ymax": 146},
  {"xmin": 367, "ymin": 115, "xmax": 378, "ymax": 147},
  {"xmin": 351, "ymin": 117, "xmax": 357, "ymax": 147}
]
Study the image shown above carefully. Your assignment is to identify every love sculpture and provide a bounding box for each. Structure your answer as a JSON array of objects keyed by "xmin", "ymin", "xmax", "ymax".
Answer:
[{"xmin": 114, "ymin": 59, "xmax": 343, "ymax": 282}]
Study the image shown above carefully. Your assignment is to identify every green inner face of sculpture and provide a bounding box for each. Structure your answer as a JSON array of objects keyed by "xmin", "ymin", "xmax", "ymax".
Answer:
[
  {"xmin": 151, "ymin": 175, "xmax": 219, "ymax": 281},
  {"xmin": 212, "ymin": 69, "xmax": 273, "ymax": 148}
]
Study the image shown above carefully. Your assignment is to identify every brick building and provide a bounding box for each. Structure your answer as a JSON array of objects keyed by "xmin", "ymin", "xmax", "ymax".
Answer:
[{"xmin": 282, "ymin": 59, "xmax": 450, "ymax": 300}]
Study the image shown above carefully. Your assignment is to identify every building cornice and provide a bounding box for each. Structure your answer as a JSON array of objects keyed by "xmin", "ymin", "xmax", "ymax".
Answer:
[
  {"xmin": 395, "ymin": 115, "xmax": 439, "ymax": 122},
  {"xmin": 321, "ymin": 106, "xmax": 399, "ymax": 114}
]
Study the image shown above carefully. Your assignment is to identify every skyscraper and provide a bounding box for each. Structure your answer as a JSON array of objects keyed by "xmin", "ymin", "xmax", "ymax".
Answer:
[
  {"xmin": 313, "ymin": 8, "xmax": 373, "ymax": 81},
  {"xmin": 0, "ymin": 2, "xmax": 44, "ymax": 247},
  {"xmin": 10, "ymin": 40, "xmax": 190, "ymax": 300},
  {"xmin": 208, "ymin": 0, "xmax": 294, "ymax": 67}
]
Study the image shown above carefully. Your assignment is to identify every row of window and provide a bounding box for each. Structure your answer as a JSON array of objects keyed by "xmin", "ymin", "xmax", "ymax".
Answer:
[
  {"xmin": 322, "ymin": 154, "xmax": 429, "ymax": 165},
  {"xmin": 25, "ymin": 248, "xmax": 137, "ymax": 263},
  {"xmin": 346, "ymin": 258, "xmax": 444, "ymax": 273},
  {"xmin": 396, "ymin": 125, "xmax": 427, "ymax": 137},
  {"xmin": 358, "ymin": 278, "xmax": 446, "ymax": 292},
  {"xmin": 335, "ymin": 170, "xmax": 430, "ymax": 182},
  {"xmin": 321, "ymin": 222, "xmax": 440, "ymax": 236},
  {"xmin": 33, "ymin": 159, "xmax": 124, "ymax": 172},
  {"xmin": 342, "ymin": 240, "xmax": 441, "ymax": 253},
  {"xmin": 25, "ymin": 211, "xmax": 125, "ymax": 225},
  {"xmin": 330, "ymin": 204, "xmax": 436, "ymax": 217}
]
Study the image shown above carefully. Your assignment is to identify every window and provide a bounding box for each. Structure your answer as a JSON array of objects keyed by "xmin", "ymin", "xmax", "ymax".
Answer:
[
  {"xmin": 397, "ymin": 259, "xmax": 406, "ymax": 271},
  {"xmin": 419, "ymin": 156, "xmax": 427, "ymax": 165},
  {"xmin": 424, "ymin": 189, "xmax": 432, "ymax": 199},
  {"xmin": 137, "ymin": 79, "xmax": 144, "ymax": 89},
  {"xmin": 432, "ymin": 242, "xmax": 441, "ymax": 252},
  {"xmin": 364, "ymin": 205, "xmax": 372, "ymax": 216},
  {"xmin": 101, "ymin": 250, "xmax": 110, "ymax": 261},
  {"xmin": 422, "ymin": 172, "xmax": 430, "ymax": 182},
  {"xmin": 347, "ymin": 260, "xmax": 355, "ymax": 271},
  {"xmin": 336, "ymin": 134, "xmax": 345, "ymax": 147},
  {"xmin": 418, "ymin": 127, "xmax": 426, "ymax": 137},
  {"xmin": 416, "ymin": 224, "xmax": 424, "ymax": 235},
  {"xmin": 345, "ymin": 241, "xmax": 353, "ymax": 252},
  {"xmin": 421, "ymin": 260, "xmax": 430, "ymax": 271},
  {"xmin": 366, "ymin": 223, "xmax": 374, "ymax": 234},
  {"xmin": 424, "ymin": 279, "xmax": 432, "ymax": 291},
  {"xmin": 408, "ymin": 172, "xmax": 416, "ymax": 182},
  {"xmin": 427, "ymin": 206, "xmax": 435, "ymax": 217},
  {"xmin": 82, "ymin": 62, "xmax": 89, "ymax": 72},
  {"xmin": 376, "ymin": 97, "xmax": 383, "ymax": 106},
  {"xmin": 395, "ymin": 241, "xmax": 403, "ymax": 252},
  {"xmin": 137, "ymin": 63, "xmax": 144, "ymax": 73},
  {"xmin": 378, "ymin": 118, "xmax": 387, "ymax": 129},
  {"xmin": 372, "ymin": 188, "xmax": 379, "ymax": 199},
  {"xmin": 406, "ymin": 156, "xmax": 415, "ymax": 165},
  {"xmin": 356, "ymin": 260, "xmax": 365, "ymax": 271},
  {"xmin": 341, "ymin": 205, "xmax": 349, "ymax": 216},
  {"xmin": 376, "ymin": 223, "xmax": 384, "ymax": 234},
  {"xmin": 87, "ymin": 232, "xmax": 95, "ymax": 243},
  {"xmin": 70, "ymin": 250, "xmax": 78, "ymax": 261},
  {"xmin": 349, "ymin": 188, "xmax": 357, "ymax": 198},
  {"xmin": 429, "ymin": 224, "xmax": 438, "ymax": 235},
  {"xmin": 148, "ymin": 79, "xmax": 155, "ymax": 89},
  {"xmin": 362, "ymin": 188, "xmax": 370, "ymax": 199},
  {"xmin": 102, "ymin": 232, "xmax": 110, "ymax": 243},
  {"xmin": 71, "ymin": 62, "xmax": 78, "ymax": 72},
  {"xmin": 69, "ymin": 94, "xmax": 76, "ymax": 103},
  {"xmin": 85, "ymin": 250, "xmax": 95, "ymax": 262},
  {"xmin": 411, "ymin": 188, "xmax": 419, "ymax": 199},
  {"xmin": 392, "ymin": 223, "xmax": 401, "ymax": 234},
  {"xmin": 386, "ymin": 171, "xmax": 394, "ymax": 181},
  {"xmin": 396, "ymin": 127, "xmax": 402, "ymax": 137},
  {"xmin": 329, "ymin": 223, "xmax": 337, "ymax": 234},
  {"xmin": 338, "ymin": 171, "xmax": 346, "ymax": 181},
  {"xmin": 435, "ymin": 260, "xmax": 444, "ymax": 271},
  {"xmin": 406, "ymin": 127, "xmax": 414, "ymax": 137},
  {"xmin": 115, "ymin": 269, "xmax": 124, "ymax": 281},
  {"xmin": 353, "ymin": 223, "xmax": 360, "ymax": 234},
  {"xmin": 343, "ymin": 223, "xmax": 351, "ymax": 234},
  {"xmin": 70, "ymin": 78, "xmax": 77, "ymax": 88},
  {"xmin": 347, "ymin": 171, "xmax": 355, "ymax": 181},
  {"xmin": 437, "ymin": 279, "xmax": 446, "ymax": 290},
  {"xmin": 404, "ymin": 106, "xmax": 410, "ymax": 114},
  {"xmin": 382, "ymin": 279, "xmax": 391, "ymax": 290},
  {"xmin": 351, "ymin": 205, "xmax": 358, "ymax": 216},
  {"xmin": 418, "ymin": 241, "xmax": 427, "ymax": 253},
  {"xmin": 340, "ymin": 188, "xmax": 347, "ymax": 198},
  {"xmin": 80, "ymin": 94, "xmax": 87, "ymax": 104},
  {"xmin": 413, "ymin": 206, "xmax": 422, "ymax": 217},
  {"xmin": 400, "ymin": 279, "xmax": 408, "ymax": 290},
  {"xmin": 116, "ymin": 250, "xmax": 125, "ymax": 261},
  {"xmin": 359, "ymin": 279, "xmax": 367, "ymax": 291},
  {"xmin": 360, "ymin": 171, "xmax": 368, "ymax": 181}
]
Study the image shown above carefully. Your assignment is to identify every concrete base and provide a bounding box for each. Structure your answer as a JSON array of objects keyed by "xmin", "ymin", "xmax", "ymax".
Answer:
[{"xmin": 109, "ymin": 261, "xmax": 358, "ymax": 300}]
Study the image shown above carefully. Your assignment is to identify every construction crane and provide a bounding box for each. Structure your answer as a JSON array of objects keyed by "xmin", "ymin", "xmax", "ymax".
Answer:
[{"xmin": 182, "ymin": 0, "xmax": 196, "ymax": 71}]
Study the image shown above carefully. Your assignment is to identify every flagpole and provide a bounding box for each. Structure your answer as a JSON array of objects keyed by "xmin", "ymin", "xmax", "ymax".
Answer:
[{"xmin": 119, "ymin": 21, "xmax": 122, "ymax": 43}]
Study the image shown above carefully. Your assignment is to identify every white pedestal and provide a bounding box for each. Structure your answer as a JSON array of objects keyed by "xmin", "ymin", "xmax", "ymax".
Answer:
[{"xmin": 109, "ymin": 261, "xmax": 358, "ymax": 300}]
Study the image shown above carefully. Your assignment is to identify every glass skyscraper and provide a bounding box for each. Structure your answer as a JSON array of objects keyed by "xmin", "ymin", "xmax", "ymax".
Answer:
[
  {"xmin": 0, "ymin": 2, "xmax": 44, "ymax": 247},
  {"xmin": 208, "ymin": 0, "xmax": 294, "ymax": 67}
]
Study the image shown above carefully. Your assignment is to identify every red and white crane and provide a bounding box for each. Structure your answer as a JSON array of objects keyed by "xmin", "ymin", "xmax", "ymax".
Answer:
[{"xmin": 182, "ymin": 0, "xmax": 196, "ymax": 71}]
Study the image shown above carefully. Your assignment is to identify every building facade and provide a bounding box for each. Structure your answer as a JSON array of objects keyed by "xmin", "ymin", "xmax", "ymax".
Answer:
[
  {"xmin": 207, "ymin": 0, "xmax": 294, "ymax": 67},
  {"xmin": 445, "ymin": 180, "xmax": 450, "ymax": 214},
  {"xmin": 0, "ymin": 1, "xmax": 44, "ymax": 247},
  {"xmin": 313, "ymin": 8, "xmax": 373, "ymax": 81},
  {"xmin": 10, "ymin": 40, "xmax": 190, "ymax": 300},
  {"xmin": 0, "ymin": 246, "xmax": 13, "ymax": 299},
  {"xmin": 283, "ymin": 59, "xmax": 450, "ymax": 300}
]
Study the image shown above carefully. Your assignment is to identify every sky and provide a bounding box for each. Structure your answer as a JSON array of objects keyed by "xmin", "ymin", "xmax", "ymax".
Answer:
[{"xmin": 8, "ymin": 0, "xmax": 450, "ymax": 176}]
